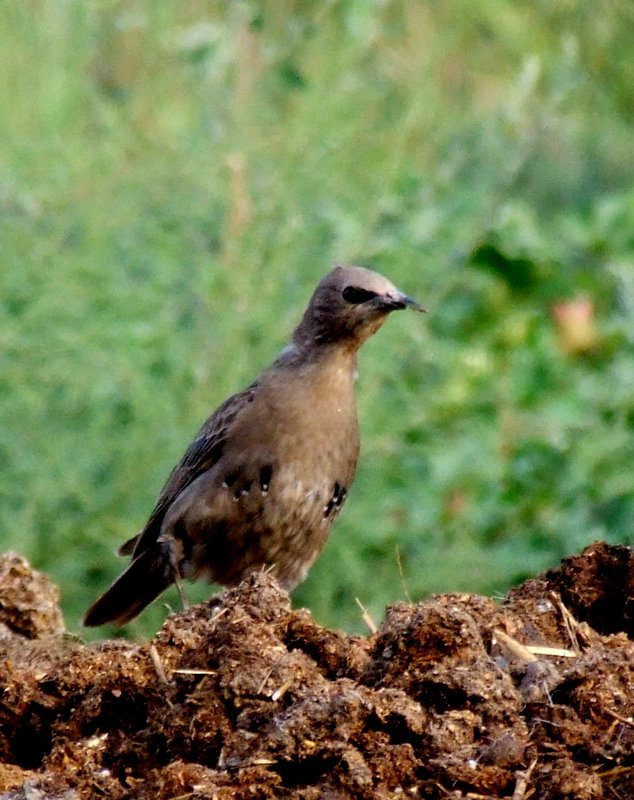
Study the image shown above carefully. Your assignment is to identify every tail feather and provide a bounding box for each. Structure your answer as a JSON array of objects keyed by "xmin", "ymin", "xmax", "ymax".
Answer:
[{"xmin": 83, "ymin": 548, "xmax": 174, "ymax": 627}]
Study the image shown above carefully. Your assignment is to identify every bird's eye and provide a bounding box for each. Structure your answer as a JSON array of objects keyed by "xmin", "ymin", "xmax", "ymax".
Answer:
[{"xmin": 342, "ymin": 286, "xmax": 378, "ymax": 304}]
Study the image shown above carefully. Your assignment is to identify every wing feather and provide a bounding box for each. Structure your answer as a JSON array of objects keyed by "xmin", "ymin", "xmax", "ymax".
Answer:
[{"xmin": 127, "ymin": 382, "xmax": 258, "ymax": 556}]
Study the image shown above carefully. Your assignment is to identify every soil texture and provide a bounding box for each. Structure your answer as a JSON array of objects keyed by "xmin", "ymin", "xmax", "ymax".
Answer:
[{"xmin": 1, "ymin": 542, "xmax": 633, "ymax": 799}]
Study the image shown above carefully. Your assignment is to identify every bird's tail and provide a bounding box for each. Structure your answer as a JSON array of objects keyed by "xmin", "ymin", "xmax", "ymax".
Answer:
[{"xmin": 83, "ymin": 546, "xmax": 175, "ymax": 627}]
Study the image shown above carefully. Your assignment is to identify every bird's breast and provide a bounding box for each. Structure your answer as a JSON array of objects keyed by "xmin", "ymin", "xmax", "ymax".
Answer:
[{"xmin": 182, "ymin": 355, "xmax": 361, "ymax": 589}]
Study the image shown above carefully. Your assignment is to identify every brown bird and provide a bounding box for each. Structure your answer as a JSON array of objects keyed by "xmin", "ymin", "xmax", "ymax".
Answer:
[{"xmin": 84, "ymin": 265, "xmax": 422, "ymax": 626}]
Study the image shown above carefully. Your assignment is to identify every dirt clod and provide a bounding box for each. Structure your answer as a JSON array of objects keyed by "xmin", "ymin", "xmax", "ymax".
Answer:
[
  {"xmin": 0, "ymin": 541, "xmax": 633, "ymax": 799},
  {"xmin": 0, "ymin": 552, "xmax": 65, "ymax": 640}
]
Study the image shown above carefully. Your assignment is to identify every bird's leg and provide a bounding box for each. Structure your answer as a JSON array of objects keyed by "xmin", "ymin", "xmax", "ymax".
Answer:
[
  {"xmin": 173, "ymin": 568, "xmax": 189, "ymax": 610},
  {"xmin": 158, "ymin": 535, "xmax": 189, "ymax": 611}
]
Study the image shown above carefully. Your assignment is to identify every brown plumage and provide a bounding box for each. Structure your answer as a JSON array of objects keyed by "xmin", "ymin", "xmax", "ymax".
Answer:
[{"xmin": 84, "ymin": 265, "xmax": 422, "ymax": 626}]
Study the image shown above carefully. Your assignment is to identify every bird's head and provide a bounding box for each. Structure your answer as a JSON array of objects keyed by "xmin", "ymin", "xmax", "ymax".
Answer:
[{"xmin": 293, "ymin": 265, "xmax": 424, "ymax": 352}]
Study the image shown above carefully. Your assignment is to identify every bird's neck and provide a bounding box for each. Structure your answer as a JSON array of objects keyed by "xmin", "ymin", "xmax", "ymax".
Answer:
[
  {"xmin": 266, "ymin": 341, "xmax": 359, "ymax": 424},
  {"xmin": 276, "ymin": 338, "xmax": 359, "ymax": 375}
]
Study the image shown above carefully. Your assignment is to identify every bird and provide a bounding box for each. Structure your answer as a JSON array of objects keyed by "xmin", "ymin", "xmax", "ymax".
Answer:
[{"xmin": 84, "ymin": 265, "xmax": 423, "ymax": 626}]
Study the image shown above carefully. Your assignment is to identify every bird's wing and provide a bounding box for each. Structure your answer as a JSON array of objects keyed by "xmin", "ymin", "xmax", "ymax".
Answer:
[{"xmin": 124, "ymin": 382, "xmax": 259, "ymax": 557}]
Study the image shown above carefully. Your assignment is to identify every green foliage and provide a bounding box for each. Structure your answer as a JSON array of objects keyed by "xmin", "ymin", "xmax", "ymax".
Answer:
[{"xmin": 1, "ymin": 1, "xmax": 633, "ymax": 638}]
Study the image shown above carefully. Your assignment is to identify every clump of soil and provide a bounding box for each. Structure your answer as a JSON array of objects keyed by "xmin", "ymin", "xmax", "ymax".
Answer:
[{"xmin": 1, "ymin": 542, "xmax": 633, "ymax": 799}]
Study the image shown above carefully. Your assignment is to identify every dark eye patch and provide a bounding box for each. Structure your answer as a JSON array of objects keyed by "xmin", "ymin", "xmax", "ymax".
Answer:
[{"xmin": 342, "ymin": 286, "xmax": 378, "ymax": 305}]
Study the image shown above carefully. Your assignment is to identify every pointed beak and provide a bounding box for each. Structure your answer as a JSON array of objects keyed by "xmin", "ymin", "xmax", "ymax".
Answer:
[
  {"xmin": 380, "ymin": 292, "xmax": 426, "ymax": 313},
  {"xmin": 399, "ymin": 293, "xmax": 426, "ymax": 313}
]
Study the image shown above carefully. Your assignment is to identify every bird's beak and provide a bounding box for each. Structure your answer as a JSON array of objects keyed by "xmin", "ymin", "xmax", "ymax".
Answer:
[
  {"xmin": 400, "ymin": 293, "xmax": 426, "ymax": 313},
  {"xmin": 381, "ymin": 292, "xmax": 426, "ymax": 313}
]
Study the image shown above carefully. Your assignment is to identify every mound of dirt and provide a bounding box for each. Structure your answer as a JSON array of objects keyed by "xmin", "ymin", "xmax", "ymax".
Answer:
[{"xmin": 1, "ymin": 542, "xmax": 633, "ymax": 799}]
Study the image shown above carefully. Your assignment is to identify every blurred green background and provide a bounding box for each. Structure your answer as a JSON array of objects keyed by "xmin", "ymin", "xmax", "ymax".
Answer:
[{"xmin": 2, "ymin": 1, "xmax": 634, "ymax": 640}]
